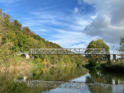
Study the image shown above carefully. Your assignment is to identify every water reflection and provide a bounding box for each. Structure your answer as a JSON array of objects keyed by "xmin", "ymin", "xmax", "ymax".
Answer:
[
  {"xmin": 42, "ymin": 70, "xmax": 124, "ymax": 93},
  {"xmin": 85, "ymin": 71, "xmax": 124, "ymax": 93},
  {"xmin": 86, "ymin": 71, "xmax": 124, "ymax": 84},
  {"xmin": 0, "ymin": 67, "xmax": 87, "ymax": 93},
  {"xmin": 1, "ymin": 67, "xmax": 124, "ymax": 93}
]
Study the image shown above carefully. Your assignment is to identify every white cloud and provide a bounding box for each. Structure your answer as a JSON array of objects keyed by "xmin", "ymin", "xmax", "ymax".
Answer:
[
  {"xmin": 83, "ymin": 0, "xmax": 124, "ymax": 44},
  {"xmin": 91, "ymin": 15, "xmax": 97, "ymax": 19},
  {"xmin": 74, "ymin": 7, "xmax": 79, "ymax": 13},
  {"xmin": 22, "ymin": 8, "xmax": 93, "ymax": 48},
  {"xmin": 51, "ymin": 30, "xmax": 98, "ymax": 48}
]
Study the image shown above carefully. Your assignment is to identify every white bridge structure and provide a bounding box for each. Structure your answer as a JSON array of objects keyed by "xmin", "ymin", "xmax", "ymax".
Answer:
[
  {"xmin": 27, "ymin": 48, "xmax": 121, "ymax": 55},
  {"xmin": 18, "ymin": 48, "xmax": 124, "ymax": 61}
]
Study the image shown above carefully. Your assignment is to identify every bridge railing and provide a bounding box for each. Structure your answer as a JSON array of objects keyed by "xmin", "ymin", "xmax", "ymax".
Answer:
[
  {"xmin": 17, "ymin": 48, "xmax": 124, "ymax": 55},
  {"xmin": 27, "ymin": 48, "xmax": 110, "ymax": 55}
]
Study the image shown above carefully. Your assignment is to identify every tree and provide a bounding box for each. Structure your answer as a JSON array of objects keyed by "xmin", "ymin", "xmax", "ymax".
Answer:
[
  {"xmin": 86, "ymin": 39, "xmax": 110, "ymax": 62},
  {"xmin": 22, "ymin": 27, "xmax": 34, "ymax": 37},
  {"xmin": 3, "ymin": 13, "xmax": 10, "ymax": 27},
  {"xmin": 11, "ymin": 20, "xmax": 22, "ymax": 31},
  {"xmin": 0, "ymin": 9, "xmax": 2, "ymax": 16},
  {"xmin": 120, "ymin": 36, "xmax": 124, "ymax": 52}
]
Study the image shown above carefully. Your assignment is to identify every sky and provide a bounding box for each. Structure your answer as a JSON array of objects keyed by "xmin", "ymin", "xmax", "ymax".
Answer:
[{"xmin": 0, "ymin": 0, "xmax": 124, "ymax": 49}]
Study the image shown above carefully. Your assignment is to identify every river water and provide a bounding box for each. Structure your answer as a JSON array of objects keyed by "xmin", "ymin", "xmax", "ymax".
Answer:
[
  {"xmin": 43, "ymin": 72, "xmax": 124, "ymax": 93},
  {"xmin": 1, "ymin": 67, "xmax": 124, "ymax": 93}
]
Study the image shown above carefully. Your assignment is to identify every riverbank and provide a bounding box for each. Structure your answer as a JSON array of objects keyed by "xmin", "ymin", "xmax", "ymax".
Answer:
[
  {"xmin": 0, "ymin": 55, "xmax": 89, "ymax": 79},
  {"xmin": 101, "ymin": 62, "xmax": 124, "ymax": 73},
  {"xmin": 85, "ymin": 59, "xmax": 124, "ymax": 73}
]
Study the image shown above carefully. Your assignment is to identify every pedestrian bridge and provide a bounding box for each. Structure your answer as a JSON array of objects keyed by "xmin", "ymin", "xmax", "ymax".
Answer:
[
  {"xmin": 24, "ymin": 48, "xmax": 122, "ymax": 55},
  {"xmin": 17, "ymin": 48, "xmax": 124, "ymax": 61}
]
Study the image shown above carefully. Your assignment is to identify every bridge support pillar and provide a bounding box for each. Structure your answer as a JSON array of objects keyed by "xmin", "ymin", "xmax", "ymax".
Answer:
[
  {"xmin": 107, "ymin": 54, "xmax": 112, "ymax": 64},
  {"xmin": 113, "ymin": 54, "xmax": 117, "ymax": 62},
  {"xmin": 107, "ymin": 54, "xmax": 117, "ymax": 63},
  {"xmin": 110, "ymin": 55, "xmax": 113, "ymax": 61}
]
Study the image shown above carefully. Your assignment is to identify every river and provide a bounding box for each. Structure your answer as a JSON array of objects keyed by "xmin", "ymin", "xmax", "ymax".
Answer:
[
  {"xmin": 42, "ymin": 72, "xmax": 124, "ymax": 93},
  {"xmin": 1, "ymin": 67, "xmax": 124, "ymax": 93}
]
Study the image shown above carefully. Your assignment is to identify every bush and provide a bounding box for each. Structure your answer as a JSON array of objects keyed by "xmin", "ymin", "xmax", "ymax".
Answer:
[{"xmin": 85, "ymin": 58, "xmax": 101, "ymax": 71}]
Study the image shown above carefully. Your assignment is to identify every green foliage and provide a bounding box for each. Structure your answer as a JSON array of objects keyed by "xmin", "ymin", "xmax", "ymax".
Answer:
[
  {"xmin": 102, "ymin": 62, "xmax": 124, "ymax": 73},
  {"xmin": 120, "ymin": 36, "xmax": 124, "ymax": 53},
  {"xmin": 87, "ymin": 39, "xmax": 109, "ymax": 51},
  {"xmin": 85, "ymin": 58, "xmax": 101, "ymax": 71},
  {"xmin": 85, "ymin": 39, "xmax": 110, "ymax": 71},
  {"xmin": 86, "ymin": 39, "xmax": 110, "ymax": 62}
]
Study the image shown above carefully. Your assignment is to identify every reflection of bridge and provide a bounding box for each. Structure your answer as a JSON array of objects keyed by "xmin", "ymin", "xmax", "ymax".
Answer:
[{"xmin": 15, "ymin": 80, "xmax": 124, "ymax": 89}]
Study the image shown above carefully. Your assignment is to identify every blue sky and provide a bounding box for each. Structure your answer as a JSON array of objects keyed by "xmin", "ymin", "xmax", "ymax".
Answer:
[{"xmin": 0, "ymin": 0, "xmax": 123, "ymax": 49}]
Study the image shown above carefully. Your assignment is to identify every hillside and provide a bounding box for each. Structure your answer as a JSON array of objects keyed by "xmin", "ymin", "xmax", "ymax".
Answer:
[{"xmin": 0, "ymin": 9, "xmax": 87, "ymax": 75}]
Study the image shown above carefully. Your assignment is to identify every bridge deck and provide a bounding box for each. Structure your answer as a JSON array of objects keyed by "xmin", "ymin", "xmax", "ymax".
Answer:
[{"xmin": 20, "ymin": 48, "xmax": 124, "ymax": 55}]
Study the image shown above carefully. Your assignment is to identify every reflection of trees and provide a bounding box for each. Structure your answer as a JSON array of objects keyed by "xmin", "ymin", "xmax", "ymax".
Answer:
[
  {"xmin": 86, "ymin": 72, "xmax": 112, "ymax": 93},
  {"xmin": 87, "ymin": 84, "xmax": 112, "ymax": 93},
  {"xmin": 0, "ymin": 73, "xmax": 53, "ymax": 93},
  {"xmin": 86, "ymin": 72, "xmax": 113, "ymax": 84},
  {"xmin": 0, "ymin": 67, "xmax": 88, "ymax": 93},
  {"xmin": 33, "ymin": 67, "xmax": 88, "ymax": 81},
  {"xmin": 86, "ymin": 71, "xmax": 124, "ymax": 93}
]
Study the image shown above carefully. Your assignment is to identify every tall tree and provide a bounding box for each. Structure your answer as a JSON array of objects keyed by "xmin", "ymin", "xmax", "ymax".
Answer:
[
  {"xmin": 120, "ymin": 36, "xmax": 124, "ymax": 52},
  {"xmin": 85, "ymin": 39, "xmax": 110, "ymax": 62}
]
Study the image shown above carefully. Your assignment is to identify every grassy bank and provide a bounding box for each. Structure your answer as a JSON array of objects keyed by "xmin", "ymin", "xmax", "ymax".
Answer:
[{"xmin": 0, "ymin": 54, "xmax": 88, "ymax": 78}]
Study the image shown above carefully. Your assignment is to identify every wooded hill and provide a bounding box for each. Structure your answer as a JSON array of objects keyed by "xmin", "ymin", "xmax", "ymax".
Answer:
[{"xmin": 0, "ymin": 9, "xmax": 87, "ymax": 67}]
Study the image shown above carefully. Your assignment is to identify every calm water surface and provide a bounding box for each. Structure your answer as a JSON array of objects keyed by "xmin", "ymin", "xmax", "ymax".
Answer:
[
  {"xmin": 43, "ymin": 72, "xmax": 124, "ymax": 93},
  {"xmin": 1, "ymin": 67, "xmax": 124, "ymax": 93}
]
